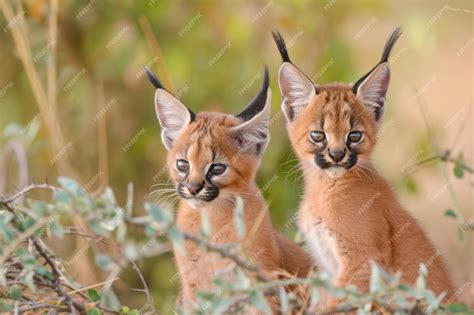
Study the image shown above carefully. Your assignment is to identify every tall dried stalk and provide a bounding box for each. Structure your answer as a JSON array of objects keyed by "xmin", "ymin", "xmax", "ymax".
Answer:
[
  {"xmin": 95, "ymin": 83, "xmax": 109, "ymax": 195},
  {"xmin": 47, "ymin": 0, "xmax": 58, "ymax": 113},
  {"xmin": 0, "ymin": 0, "xmax": 75, "ymax": 178},
  {"xmin": 139, "ymin": 15, "xmax": 176, "ymax": 94},
  {"xmin": 0, "ymin": 0, "xmax": 103, "ymax": 285}
]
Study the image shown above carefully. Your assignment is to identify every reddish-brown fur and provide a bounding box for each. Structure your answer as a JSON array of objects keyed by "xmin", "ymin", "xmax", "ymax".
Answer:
[
  {"xmin": 165, "ymin": 112, "xmax": 312, "ymax": 310},
  {"xmin": 287, "ymin": 84, "xmax": 455, "ymax": 307}
]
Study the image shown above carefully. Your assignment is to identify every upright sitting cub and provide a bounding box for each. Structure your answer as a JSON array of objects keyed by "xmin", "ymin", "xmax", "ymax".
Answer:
[
  {"xmin": 146, "ymin": 67, "xmax": 312, "ymax": 311},
  {"xmin": 272, "ymin": 28, "xmax": 454, "ymax": 308}
]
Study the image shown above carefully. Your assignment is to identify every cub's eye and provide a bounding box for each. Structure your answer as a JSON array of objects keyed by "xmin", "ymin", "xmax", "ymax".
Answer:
[
  {"xmin": 348, "ymin": 131, "xmax": 363, "ymax": 143},
  {"xmin": 176, "ymin": 159, "xmax": 189, "ymax": 172},
  {"xmin": 208, "ymin": 163, "xmax": 227, "ymax": 176},
  {"xmin": 310, "ymin": 131, "xmax": 326, "ymax": 143}
]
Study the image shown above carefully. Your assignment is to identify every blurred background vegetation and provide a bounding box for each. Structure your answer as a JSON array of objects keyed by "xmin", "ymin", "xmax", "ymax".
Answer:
[{"xmin": 0, "ymin": 0, "xmax": 472, "ymax": 312}]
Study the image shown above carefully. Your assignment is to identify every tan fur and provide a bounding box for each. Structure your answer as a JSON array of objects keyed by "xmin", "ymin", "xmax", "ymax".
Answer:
[
  {"xmin": 166, "ymin": 112, "xmax": 312, "ymax": 310},
  {"xmin": 286, "ymin": 84, "xmax": 455, "ymax": 307}
]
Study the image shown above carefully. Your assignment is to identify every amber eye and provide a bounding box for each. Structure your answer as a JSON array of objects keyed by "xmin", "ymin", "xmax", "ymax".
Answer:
[
  {"xmin": 208, "ymin": 163, "xmax": 227, "ymax": 176},
  {"xmin": 310, "ymin": 131, "xmax": 326, "ymax": 143},
  {"xmin": 348, "ymin": 131, "xmax": 363, "ymax": 143},
  {"xmin": 176, "ymin": 159, "xmax": 189, "ymax": 172}
]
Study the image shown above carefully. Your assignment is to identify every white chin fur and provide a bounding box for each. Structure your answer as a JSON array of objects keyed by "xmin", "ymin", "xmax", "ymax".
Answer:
[
  {"xmin": 187, "ymin": 199, "xmax": 203, "ymax": 209},
  {"xmin": 325, "ymin": 167, "xmax": 347, "ymax": 179}
]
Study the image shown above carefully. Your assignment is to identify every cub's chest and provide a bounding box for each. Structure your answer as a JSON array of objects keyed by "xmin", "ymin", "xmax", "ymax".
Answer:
[{"xmin": 300, "ymin": 214, "xmax": 341, "ymax": 281}]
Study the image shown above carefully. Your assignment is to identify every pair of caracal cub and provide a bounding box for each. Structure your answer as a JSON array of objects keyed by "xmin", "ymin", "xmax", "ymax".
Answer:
[{"xmin": 146, "ymin": 28, "xmax": 454, "ymax": 313}]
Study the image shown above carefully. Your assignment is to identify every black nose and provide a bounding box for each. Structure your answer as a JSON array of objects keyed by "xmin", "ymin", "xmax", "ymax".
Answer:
[
  {"xmin": 186, "ymin": 181, "xmax": 204, "ymax": 195},
  {"xmin": 329, "ymin": 149, "xmax": 345, "ymax": 163}
]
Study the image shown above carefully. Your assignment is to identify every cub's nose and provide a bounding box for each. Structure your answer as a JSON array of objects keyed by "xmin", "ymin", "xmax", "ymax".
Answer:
[
  {"xmin": 329, "ymin": 149, "xmax": 345, "ymax": 163},
  {"xmin": 186, "ymin": 181, "xmax": 204, "ymax": 195}
]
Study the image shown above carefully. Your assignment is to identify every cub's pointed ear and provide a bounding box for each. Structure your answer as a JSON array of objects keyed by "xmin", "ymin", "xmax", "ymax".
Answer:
[
  {"xmin": 353, "ymin": 27, "xmax": 401, "ymax": 123},
  {"xmin": 146, "ymin": 68, "xmax": 195, "ymax": 150},
  {"xmin": 154, "ymin": 89, "xmax": 194, "ymax": 150},
  {"xmin": 278, "ymin": 62, "xmax": 316, "ymax": 122},
  {"xmin": 230, "ymin": 88, "xmax": 271, "ymax": 156},
  {"xmin": 355, "ymin": 62, "xmax": 390, "ymax": 122}
]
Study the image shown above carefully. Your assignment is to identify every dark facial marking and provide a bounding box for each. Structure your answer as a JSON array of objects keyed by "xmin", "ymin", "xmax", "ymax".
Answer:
[
  {"xmin": 344, "ymin": 153, "xmax": 358, "ymax": 169},
  {"xmin": 315, "ymin": 153, "xmax": 332, "ymax": 169},
  {"xmin": 177, "ymin": 183, "xmax": 220, "ymax": 202}
]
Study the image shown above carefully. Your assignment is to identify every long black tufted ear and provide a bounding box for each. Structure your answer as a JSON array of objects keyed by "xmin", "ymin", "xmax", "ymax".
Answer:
[
  {"xmin": 145, "ymin": 68, "xmax": 196, "ymax": 150},
  {"xmin": 272, "ymin": 31, "xmax": 317, "ymax": 122},
  {"xmin": 272, "ymin": 31, "xmax": 292, "ymax": 63},
  {"xmin": 230, "ymin": 88, "xmax": 271, "ymax": 157},
  {"xmin": 236, "ymin": 66, "xmax": 270, "ymax": 122},
  {"xmin": 353, "ymin": 27, "xmax": 401, "ymax": 123}
]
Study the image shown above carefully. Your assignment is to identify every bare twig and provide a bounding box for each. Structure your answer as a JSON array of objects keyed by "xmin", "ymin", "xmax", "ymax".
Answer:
[
  {"xmin": 182, "ymin": 231, "xmax": 271, "ymax": 282},
  {"xmin": 0, "ymin": 183, "xmax": 57, "ymax": 204},
  {"xmin": 416, "ymin": 150, "xmax": 473, "ymax": 173}
]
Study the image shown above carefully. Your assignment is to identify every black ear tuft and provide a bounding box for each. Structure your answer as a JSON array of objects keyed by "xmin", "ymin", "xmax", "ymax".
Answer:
[
  {"xmin": 380, "ymin": 27, "xmax": 402, "ymax": 63},
  {"xmin": 236, "ymin": 66, "xmax": 269, "ymax": 122},
  {"xmin": 352, "ymin": 27, "xmax": 402, "ymax": 94},
  {"xmin": 272, "ymin": 31, "xmax": 291, "ymax": 63},
  {"xmin": 147, "ymin": 67, "xmax": 196, "ymax": 121},
  {"xmin": 145, "ymin": 67, "xmax": 166, "ymax": 90}
]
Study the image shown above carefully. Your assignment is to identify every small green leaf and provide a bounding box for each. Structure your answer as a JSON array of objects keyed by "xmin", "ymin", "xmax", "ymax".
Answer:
[
  {"xmin": 445, "ymin": 303, "xmax": 470, "ymax": 312},
  {"xmin": 401, "ymin": 177, "xmax": 418, "ymax": 194},
  {"xmin": 0, "ymin": 299, "xmax": 14, "ymax": 312},
  {"xmin": 53, "ymin": 189, "xmax": 72, "ymax": 203},
  {"xmin": 50, "ymin": 219, "xmax": 65, "ymax": 238},
  {"xmin": 167, "ymin": 226, "xmax": 185, "ymax": 255},
  {"xmin": 212, "ymin": 277, "xmax": 232, "ymax": 291},
  {"xmin": 234, "ymin": 197, "xmax": 245, "ymax": 237},
  {"xmin": 87, "ymin": 308, "xmax": 102, "ymax": 315},
  {"xmin": 96, "ymin": 254, "xmax": 112, "ymax": 271},
  {"xmin": 58, "ymin": 177, "xmax": 83, "ymax": 195},
  {"xmin": 279, "ymin": 288, "xmax": 289, "ymax": 313},
  {"xmin": 87, "ymin": 289, "xmax": 101, "ymax": 302},
  {"xmin": 211, "ymin": 297, "xmax": 234, "ymax": 314},
  {"xmin": 309, "ymin": 287, "xmax": 320, "ymax": 308},
  {"xmin": 0, "ymin": 218, "xmax": 15, "ymax": 242},
  {"xmin": 89, "ymin": 219, "xmax": 106, "ymax": 235},
  {"xmin": 454, "ymin": 160, "xmax": 464, "ymax": 178},
  {"xmin": 147, "ymin": 203, "xmax": 173, "ymax": 225},
  {"xmin": 123, "ymin": 243, "xmax": 138, "ymax": 261},
  {"xmin": 120, "ymin": 306, "xmax": 130, "ymax": 314},
  {"xmin": 249, "ymin": 291, "xmax": 272, "ymax": 315},
  {"xmin": 200, "ymin": 208, "xmax": 211, "ymax": 237},
  {"xmin": 444, "ymin": 209, "xmax": 457, "ymax": 219},
  {"xmin": 416, "ymin": 263, "xmax": 427, "ymax": 289},
  {"xmin": 9, "ymin": 285, "xmax": 22, "ymax": 300}
]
